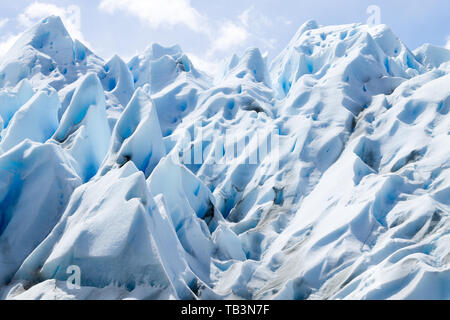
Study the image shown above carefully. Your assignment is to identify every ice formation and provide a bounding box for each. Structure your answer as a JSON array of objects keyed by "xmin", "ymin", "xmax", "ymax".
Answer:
[{"xmin": 0, "ymin": 16, "xmax": 449, "ymax": 300}]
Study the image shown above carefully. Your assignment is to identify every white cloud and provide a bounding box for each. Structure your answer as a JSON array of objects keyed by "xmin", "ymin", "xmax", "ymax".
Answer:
[
  {"xmin": 18, "ymin": 2, "xmax": 85, "ymax": 43},
  {"xmin": 207, "ymin": 7, "xmax": 276, "ymax": 56},
  {"xmin": 276, "ymin": 16, "xmax": 292, "ymax": 26},
  {"xmin": 209, "ymin": 21, "xmax": 249, "ymax": 55},
  {"xmin": 0, "ymin": 19, "xmax": 17, "ymax": 58},
  {"xmin": 99, "ymin": 1, "xmax": 253, "ymax": 57},
  {"xmin": 0, "ymin": 34, "xmax": 20, "ymax": 58},
  {"xmin": 446, "ymin": 36, "xmax": 450, "ymax": 50},
  {"xmin": 239, "ymin": 6, "xmax": 273, "ymax": 31},
  {"xmin": 261, "ymin": 37, "xmax": 277, "ymax": 50},
  {"xmin": 98, "ymin": 2, "xmax": 276, "ymax": 61},
  {"xmin": 99, "ymin": 0, "xmax": 209, "ymax": 34},
  {"xmin": 238, "ymin": 8, "xmax": 251, "ymax": 28},
  {"xmin": 187, "ymin": 52, "xmax": 219, "ymax": 76},
  {"xmin": 0, "ymin": 18, "xmax": 9, "ymax": 29}
]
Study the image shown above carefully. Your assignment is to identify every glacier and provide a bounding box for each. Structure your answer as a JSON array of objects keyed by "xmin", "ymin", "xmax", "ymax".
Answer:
[{"xmin": 0, "ymin": 16, "xmax": 449, "ymax": 300}]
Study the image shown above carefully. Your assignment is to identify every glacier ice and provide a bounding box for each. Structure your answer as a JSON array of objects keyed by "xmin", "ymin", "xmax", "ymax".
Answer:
[
  {"xmin": 0, "ymin": 89, "xmax": 60, "ymax": 153},
  {"xmin": 51, "ymin": 73, "xmax": 111, "ymax": 182},
  {"xmin": 15, "ymin": 162, "xmax": 176, "ymax": 294},
  {"xmin": 0, "ymin": 141, "xmax": 81, "ymax": 285},
  {"xmin": 0, "ymin": 16, "xmax": 449, "ymax": 300},
  {"xmin": 0, "ymin": 16, "xmax": 103, "ymax": 91},
  {"xmin": 99, "ymin": 88, "xmax": 165, "ymax": 177}
]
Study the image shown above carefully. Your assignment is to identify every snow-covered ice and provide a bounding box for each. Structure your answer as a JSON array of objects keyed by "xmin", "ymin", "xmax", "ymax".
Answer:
[{"xmin": 0, "ymin": 16, "xmax": 449, "ymax": 300}]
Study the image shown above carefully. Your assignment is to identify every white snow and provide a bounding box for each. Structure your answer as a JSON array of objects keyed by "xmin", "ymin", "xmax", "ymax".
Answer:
[
  {"xmin": 0, "ymin": 16, "xmax": 449, "ymax": 300},
  {"xmin": 0, "ymin": 88, "xmax": 60, "ymax": 153},
  {"xmin": 51, "ymin": 73, "xmax": 111, "ymax": 182},
  {"xmin": 99, "ymin": 87, "xmax": 165, "ymax": 177}
]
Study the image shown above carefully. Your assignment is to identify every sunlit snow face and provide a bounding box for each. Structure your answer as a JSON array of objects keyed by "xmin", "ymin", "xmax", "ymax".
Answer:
[{"xmin": 0, "ymin": 1, "xmax": 449, "ymax": 302}]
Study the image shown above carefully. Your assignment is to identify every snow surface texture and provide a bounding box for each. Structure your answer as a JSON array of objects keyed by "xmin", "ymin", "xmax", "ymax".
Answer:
[{"xmin": 0, "ymin": 16, "xmax": 449, "ymax": 300}]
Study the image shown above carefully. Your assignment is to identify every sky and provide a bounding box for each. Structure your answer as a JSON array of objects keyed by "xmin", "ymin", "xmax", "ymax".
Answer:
[{"xmin": 0, "ymin": 0, "xmax": 449, "ymax": 74}]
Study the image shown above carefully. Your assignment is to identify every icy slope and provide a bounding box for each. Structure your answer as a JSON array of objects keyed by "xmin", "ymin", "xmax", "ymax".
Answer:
[
  {"xmin": 0, "ymin": 17, "xmax": 103, "ymax": 91},
  {"xmin": 0, "ymin": 16, "xmax": 449, "ymax": 300}
]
